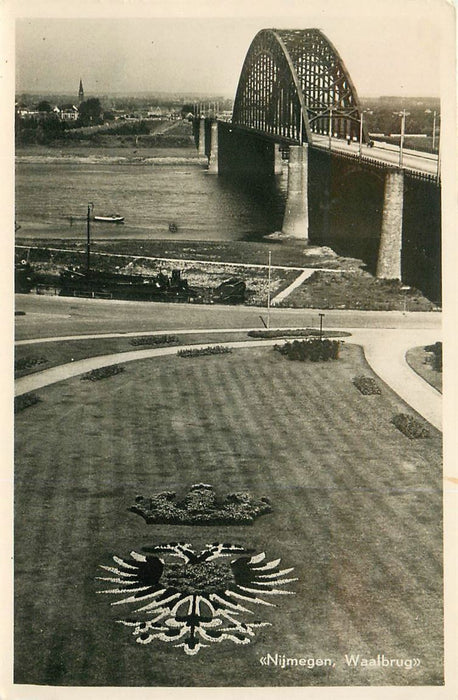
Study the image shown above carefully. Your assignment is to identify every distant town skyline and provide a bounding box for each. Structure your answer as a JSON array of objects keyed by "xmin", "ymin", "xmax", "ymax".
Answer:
[{"xmin": 15, "ymin": 9, "xmax": 444, "ymax": 100}]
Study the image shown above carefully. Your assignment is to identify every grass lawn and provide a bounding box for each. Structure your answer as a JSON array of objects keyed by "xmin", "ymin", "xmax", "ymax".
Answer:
[
  {"xmin": 14, "ymin": 345, "xmax": 443, "ymax": 687},
  {"xmin": 406, "ymin": 346, "xmax": 442, "ymax": 393}
]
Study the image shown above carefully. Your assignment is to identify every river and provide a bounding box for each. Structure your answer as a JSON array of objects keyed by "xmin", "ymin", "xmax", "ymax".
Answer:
[{"xmin": 15, "ymin": 150, "xmax": 288, "ymax": 242}]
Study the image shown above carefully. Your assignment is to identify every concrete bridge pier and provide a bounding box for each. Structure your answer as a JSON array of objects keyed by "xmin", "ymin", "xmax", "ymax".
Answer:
[
  {"xmin": 208, "ymin": 120, "xmax": 219, "ymax": 173},
  {"xmin": 376, "ymin": 170, "xmax": 404, "ymax": 279},
  {"xmin": 198, "ymin": 117, "xmax": 206, "ymax": 157},
  {"xmin": 281, "ymin": 144, "xmax": 309, "ymax": 240},
  {"xmin": 274, "ymin": 145, "xmax": 284, "ymax": 175}
]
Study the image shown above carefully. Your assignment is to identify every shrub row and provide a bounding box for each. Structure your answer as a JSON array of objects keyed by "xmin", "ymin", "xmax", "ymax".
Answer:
[
  {"xmin": 14, "ymin": 392, "xmax": 41, "ymax": 413},
  {"xmin": 14, "ymin": 356, "xmax": 48, "ymax": 372},
  {"xmin": 129, "ymin": 334, "xmax": 179, "ymax": 347},
  {"xmin": 131, "ymin": 484, "xmax": 272, "ymax": 525},
  {"xmin": 275, "ymin": 339, "xmax": 340, "ymax": 362},
  {"xmin": 353, "ymin": 376, "xmax": 382, "ymax": 395},
  {"xmin": 392, "ymin": 413, "xmax": 430, "ymax": 439},
  {"xmin": 425, "ymin": 341, "xmax": 442, "ymax": 372},
  {"xmin": 248, "ymin": 328, "xmax": 344, "ymax": 339},
  {"xmin": 177, "ymin": 346, "xmax": 233, "ymax": 358},
  {"xmin": 81, "ymin": 364, "xmax": 125, "ymax": 381}
]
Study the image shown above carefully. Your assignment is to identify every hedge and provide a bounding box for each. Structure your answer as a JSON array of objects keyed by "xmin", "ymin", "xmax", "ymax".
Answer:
[
  {"xmin": 275, "ymin": 339, "xmax": 340, "ymax": 362},
  {"xmin": 425, "ymin": 342, "xmax": 442, "ymax": 372}
]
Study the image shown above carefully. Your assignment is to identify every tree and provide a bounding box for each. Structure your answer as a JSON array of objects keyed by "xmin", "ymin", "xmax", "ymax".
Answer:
[
  {"xmin": 78, "ymin": 98, "xmax": 102, "ymax": 126},
  {"xmin": 37, "ymin": 100, "xmax": 52, "ymax": 113}
]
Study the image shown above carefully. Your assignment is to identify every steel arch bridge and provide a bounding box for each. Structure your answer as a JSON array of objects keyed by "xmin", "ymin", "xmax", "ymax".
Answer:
[{"xmin": 232, "ymin": 28, "xmax": 368, "ymax": 145}]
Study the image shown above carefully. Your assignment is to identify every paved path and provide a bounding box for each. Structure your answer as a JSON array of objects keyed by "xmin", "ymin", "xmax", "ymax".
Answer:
[
  {"xmin": 16, "ymin": 326, "xmax": 442, "ymax": 431},
  {"xmin": 271, "ymin": 269, "xmax": 316, "ymax": 305}
]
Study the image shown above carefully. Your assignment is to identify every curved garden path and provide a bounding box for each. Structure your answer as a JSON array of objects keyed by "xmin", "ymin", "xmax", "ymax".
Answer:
[{"xmin": 15, "ymin": 326, "xmax": 442, "ymax": 431}]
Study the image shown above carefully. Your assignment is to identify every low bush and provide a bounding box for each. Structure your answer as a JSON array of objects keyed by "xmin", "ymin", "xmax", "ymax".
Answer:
[
  {"xmin": 425, "ymin": 342, "xmax": 442, "ymax": 372},
  {"xmin": 275, "ymin": 339, "xmax": 340, "ymax": 362},
  {"xmin": 247, "ymin": 328, "xmax": 346, "ymax": 339},
  {"xmin": 129, "ymin": 334, "xmax": 178, "ymax": 347},
  {"xmin": 81, "ymin": 364, "xmax": 125, "ymax": 381},
  {"xmin": 131, "ymin": 483, "xmax": 272, "ymax": 525},
  {"xmin": 177, "ymin": 346, "xmax": 232, "ymax": 358},
  {"xmin": 392, "ymin": 413, "xmax": 430, "ymax": 439},
  {"xmin": 353, "ymin": 376, "xmax": 382, "ymax": 395},
  {"xmin": 15, "ymin": 393, "xmax": 41, "ymax": 413},
  {"xmin": 15, "ymin": 356, "xmax": 48, "ymax": 372}
]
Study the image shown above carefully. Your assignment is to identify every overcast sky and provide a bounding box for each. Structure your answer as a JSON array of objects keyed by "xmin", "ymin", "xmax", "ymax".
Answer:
[{"xmin": 14, "ymin": 0, "xmax": 449, "ymax": 98}]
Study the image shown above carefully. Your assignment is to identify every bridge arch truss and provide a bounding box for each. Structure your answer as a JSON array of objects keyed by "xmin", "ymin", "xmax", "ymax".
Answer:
[{"xmin": 232, "ymin": 28, "xmax": 368, "ymax": 145}]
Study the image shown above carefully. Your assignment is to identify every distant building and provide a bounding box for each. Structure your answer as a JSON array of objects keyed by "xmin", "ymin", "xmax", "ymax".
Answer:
[
  {"xmin": 59, "ymin": 104, "xmax": 79, "ymax": 121},
  {"xmin": 78, "ymin": 79, "xmax": 84, "ymax": 104}
]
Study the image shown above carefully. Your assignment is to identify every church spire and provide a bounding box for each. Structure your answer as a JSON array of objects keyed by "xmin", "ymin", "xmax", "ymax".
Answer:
[{"xmin": 78, "ymin": 79, "xmax": 84, "ymax": 104}]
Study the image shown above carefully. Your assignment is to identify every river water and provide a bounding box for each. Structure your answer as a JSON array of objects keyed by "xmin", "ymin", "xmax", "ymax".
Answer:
[{"xmin": 15, "ymin": 152, "xmax": 288, "ymax": 242}]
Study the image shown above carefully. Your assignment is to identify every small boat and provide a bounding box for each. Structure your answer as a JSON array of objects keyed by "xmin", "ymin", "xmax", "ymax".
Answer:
[
  {"xmin": 93, "ymin": 214, "xmax": 125, "ymax": 223},
  {"xmin": 169, "ymin": 222, "xmax": 178, "ymax": 233}
]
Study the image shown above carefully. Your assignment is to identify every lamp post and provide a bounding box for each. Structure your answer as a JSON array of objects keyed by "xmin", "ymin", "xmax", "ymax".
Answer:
[
  {"xmin": 393, "ymin": 110, "xmax": 410, "ymax": 168},
  {"xmin": 319, "ymin": 313, "xmax": 325, "ymax": 341},
  {"xmin": 328, "ymin": 106, "xmax": 333, "ymax": 150},
  {"xmin": 267, "ymin": 250, "xmax": 272, "ymax": 328},
  {"xmin": 358, "ymin": 109, "xmax": 372, "ymax": 157},
  {"xmin": 400, "ymin": 285, "xmax": 410, "ymax": 313},
  {"xmin": 86, "ymin": 202, "xmax": 94, "ymax": 274}
]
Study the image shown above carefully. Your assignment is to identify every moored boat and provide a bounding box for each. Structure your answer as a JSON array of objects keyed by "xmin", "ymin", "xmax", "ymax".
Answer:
[{"xmin": 93, "ymin": 214, "xmax": 125, "ymax": 223}]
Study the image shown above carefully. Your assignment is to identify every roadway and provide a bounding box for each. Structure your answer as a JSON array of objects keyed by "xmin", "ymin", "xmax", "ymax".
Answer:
[{"xmin": 312, "ymin": 134, "xmax": 439, "ymax": 177}]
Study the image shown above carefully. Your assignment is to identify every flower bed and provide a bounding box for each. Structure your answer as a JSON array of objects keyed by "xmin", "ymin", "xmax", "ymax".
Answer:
[
  {"xmin": 392, "ymin": 413, "xmax": 430, "ymax": 439},
  {"xmin": 177, "ymin": 346, "xmax": 232, "ymax": 358},
  {"xmin": 81, "ymin": 364, "xmax": 125, "ymax": 381},
  {"xmin": 353, "ymin": 376, "xmax": 382, "ymax": 395},
  {"xmin": 275, "ymin": 339, "xmax": 340, "ymax": 362},
  {"xmin": 14, "ymin": 356, "xmax": 48, "ymax": 372},
  {"xmin": 129, "ymin": 334, "xmax": 178, "ymax": 347},
  {"xmin": 15, "ymin": 392, "xmax": 41, "ymax": 413},
  {"xmin": 130, "ymin": 483, "xmax": 272, "ymax": 525}
]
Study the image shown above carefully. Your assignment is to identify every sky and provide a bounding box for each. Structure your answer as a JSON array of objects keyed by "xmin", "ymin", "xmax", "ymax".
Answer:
[{"xmin": 12, "ymin": 0, "xmax": 451, "ymax": 99}]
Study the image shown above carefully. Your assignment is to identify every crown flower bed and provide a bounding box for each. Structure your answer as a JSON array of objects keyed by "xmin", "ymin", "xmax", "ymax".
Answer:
[
  {"xmin": 177, "ymin": 346, "xmax": 233, "ymax": 358},
  {"xmin": 392, "ymin": 413, "xmax": 431, "ymax": 439},
  {"xmin": 275, "ymin": 338, "xmax": 340, "ymax": 362},
  {"xmin": 14, "ymin": 392, "xmax": 41, "ymax": 413},
  {"xmin": 129, "ymin": 334, "xmax": 179, "ymax": 347},
  {"xmin": 130, "ymin": 484, "xmax": 272, "ymax": 525},
  {"xmin": 353, "ymin": 375, "xmax": 382, "ymax": 395},
  {"xmin": 81, "ymin": 364, "xmax": 125, "ymax": 381}
]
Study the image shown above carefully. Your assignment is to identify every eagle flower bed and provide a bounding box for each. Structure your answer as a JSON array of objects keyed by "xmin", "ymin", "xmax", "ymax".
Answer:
[{"xmin": 131, "ymin": 483, "xmax": 272, "ymax": 525}]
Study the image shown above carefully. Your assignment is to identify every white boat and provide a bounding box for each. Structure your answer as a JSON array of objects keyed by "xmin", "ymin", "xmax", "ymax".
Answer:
[{"xmin": 93, "ymin": 214, "xmax": 125, "ymax": 223}]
